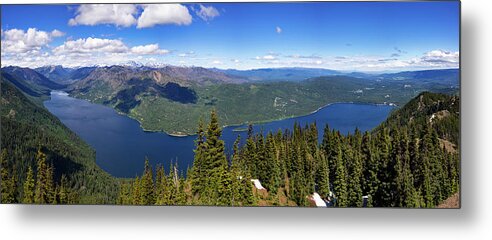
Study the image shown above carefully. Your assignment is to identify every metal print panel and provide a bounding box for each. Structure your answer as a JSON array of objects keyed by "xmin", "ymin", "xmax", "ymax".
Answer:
[{"xmin": 0, "ymin": 1, "xmax": 460, "ymax": 207}]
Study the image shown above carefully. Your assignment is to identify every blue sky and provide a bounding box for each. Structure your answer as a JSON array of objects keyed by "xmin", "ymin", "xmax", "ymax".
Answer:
[{"xmin": 1, "ymin": 2, "xmax": 459, "ymax": 71}]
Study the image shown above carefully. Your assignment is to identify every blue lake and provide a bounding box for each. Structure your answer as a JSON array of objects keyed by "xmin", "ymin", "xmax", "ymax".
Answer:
[{"xmin": 44, "ymin": 91, "xmax": 394, "ymax": 178}]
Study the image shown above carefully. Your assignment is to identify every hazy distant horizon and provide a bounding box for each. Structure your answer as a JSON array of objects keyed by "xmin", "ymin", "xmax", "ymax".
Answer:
[{"xmin": 0, "ymin": 62, "xmax": 460, "ymax": 75}]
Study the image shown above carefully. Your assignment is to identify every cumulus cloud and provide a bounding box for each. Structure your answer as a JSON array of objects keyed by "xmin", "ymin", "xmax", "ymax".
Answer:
[
  {"xmin": 137, "ymin": 4, "xmax": 192, "ymax": 28},
  {"xmin": 66, "ymin": 4, "xmax": 219, "ymax": 29},
  {"xmin": 195, "ymin": 5, "xmax": 220, "ymax": 21},
  {"xmin": 1, "ymin": 28, "xmax": 64, "ymax": 55},
  {"xmin": 52, "ymin": 37, "xmax": 129, "ymax": 55},
  {"xmin": 51, "ymin": 29, "xmax": 65, "ymax": 37},
  {"xmin": 276, "ymin": 26, "xmax": 282, "ymax": 34},
  {"xmin": 68, "ymin": 4, "xmax": 138, "ymax": 27},
  {"xmin": 130, "ymin": 44, "xmax": 169, "ymax": 55}
]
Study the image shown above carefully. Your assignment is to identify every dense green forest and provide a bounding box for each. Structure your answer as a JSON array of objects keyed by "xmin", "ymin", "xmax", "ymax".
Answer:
[
  {"xmin": 116, "ymin": 92, "xmax": 459, "ymax": 207},
  {"xmin": 0, "ymin": 77, "xmax": 118, "ymax": 204}
]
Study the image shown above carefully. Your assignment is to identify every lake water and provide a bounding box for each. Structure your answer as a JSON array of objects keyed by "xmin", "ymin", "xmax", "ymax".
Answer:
[{"xmin": 44, "ymin": 91, "xmax": 394, "ymax": 178}]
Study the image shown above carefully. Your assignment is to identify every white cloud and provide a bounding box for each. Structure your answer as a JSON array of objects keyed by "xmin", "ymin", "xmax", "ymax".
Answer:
[
  {"xmin": 212, "ymin": 60, "xmax": 223, "ymax": 65},
  {"xmin": 255, "ymin": 55, "xmax": 276, "ymax": 60},
  {"xmin": 195, "ymin": 5, "xmax": 220, "ymax": 21},
  {"xmin": 323, "ymin": 49, "xmax": 459, "ymax": 71},
  {"xmin": 130, "ymin": 44, "xmax": 169, "ymax": 55},
  {"xmin": 52, "ymin": 37, "xmax": 129, "ymax": 55},
  {"xmin": 286, "ymin": 54, "xmax": 322, "ymax": 59},
  {"xmin": 1, "ymin": 28, "xmax": 63, "ymax": 55},
  {"xmin": 276, "ymin": 26, "xmax": 282, "ymax": 34},
  {"xmin": 68, "ymin": 4, "xmax": 138, "ymax": 27},
  {"xmin": 178, "ymin": 51, "xmax": 195, "ymax": 57},
  {"xmin": 420, "ymin": 49, "xmax": 459, "ymax": 65},
  {"xmin": 1, "ymin": 30, "xmax": 173, "ymax": 68},
  {"xmin": 51, "ymin": 29, "xmax": 65, "ymax": 37},
  {"xmin": 137, "ymin": 4, "xmax": 192, "ymax": 28}
]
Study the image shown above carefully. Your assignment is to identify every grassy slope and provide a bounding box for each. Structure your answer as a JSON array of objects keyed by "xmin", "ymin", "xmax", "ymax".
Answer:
[{"xmin": 1, "ymin": 78, "xmax": 118, "ymax": 203}]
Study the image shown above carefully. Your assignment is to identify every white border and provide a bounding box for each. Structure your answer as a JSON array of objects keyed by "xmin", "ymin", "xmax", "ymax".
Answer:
[{"xmin": 2, "ymin": 1, "xmax": 492, "ymax": 240}]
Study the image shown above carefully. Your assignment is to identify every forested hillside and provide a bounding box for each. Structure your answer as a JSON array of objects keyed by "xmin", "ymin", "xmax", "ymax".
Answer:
[
  {"xmin": 116, "ymin": 92, "xmax": 460, "ymax": 207},
  {"xmin": 0, "ymin": 77, "xmax": 119, "ymax": 204},
  {"xmin": 72, "ymin": 71, "xmax": 457, "ymax": 135},
  {"xmin": 376, "ymin": 92, "xmax": 460, "ymax": 144}
]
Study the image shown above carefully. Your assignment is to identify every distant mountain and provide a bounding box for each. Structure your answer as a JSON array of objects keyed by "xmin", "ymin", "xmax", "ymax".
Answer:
[
  {"xmin": 0, "ymin": 72, "xmax": 47, "ymax": 98},
  {"xmin": 68, "ymin": 66, "xmax": 97, "ymax": 81},
  {"xmin": 1, "ymin": 66, "xmax": 64, "ymax": 90},
  {"xmin": 35, "ymin": 65, "xmax": 97, "ymax": 84},
  {"xmin": 374, "ymin": 69, "xmax": 459, "ymax": 86},
  {"xmin": 68, "ymin": 65, "xmax": 246, "ymax": 114},
  {"xmin": 69, "ymin": 65, "xmax": 245, "ymax": 97},
  {"xmin": 35, "ymin": 65, "xmax": 73, "ymax": 84},
  {"xmin": 216, "ymin": 67, "xmax": 341, "ymax": 82}
]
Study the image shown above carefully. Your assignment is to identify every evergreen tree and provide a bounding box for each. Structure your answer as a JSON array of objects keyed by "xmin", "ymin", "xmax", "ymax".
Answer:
[
  {"xmin": 46, "ymin": 164, "xmax": 55, "ymax": 203},
  {"xmin": 131, "ymin": 176, "xmax": 141, "ymax": 205},
  {"xmin": 201, "ymin": 109, "xmax": 232, "ymax": 205},
  {"xmin": 190, "ymin": 118, "xmax": 206, "ymax": 198},
  {"xmin": 23, "ymin": 165, "xmax": 35, "ymax": 204},
  {"xmin": 375, "ymin": 128, "xmax": 392, "ymax": 206},
  {"xmin": 140, "ymin": 158, "xmax": 154, "ymax": 205},
  {"xmin": 57, "ymin": 175, "xmax": 69, "ymax": 204},
  {"xmin": 333, "ymin": 146, "xmax": 348, "ymax": 207},
  {"xmin": 0, "ymin": 149, "xmax": 16, "ymax": 203},
  {"xmin": 34, "ymin": 149, "xmax": 50, "ymax": 204},
  {"xmin": 316, "ymin": 149, "xmax": 330, "ymax": 199},
  {"xmin": 154, "ymin": 165, "xmax": 166, "ymax": 204},
  {"xmin": 361, "ymin": 132, "xmax": 378, "ymax": 207},
  {"xmin": 117, "ymin": 182, "xmax": 132, "ymax": 205},
  {"xmin": 347, "ymin": 146, "xmax": 363, "ymax": 207}
]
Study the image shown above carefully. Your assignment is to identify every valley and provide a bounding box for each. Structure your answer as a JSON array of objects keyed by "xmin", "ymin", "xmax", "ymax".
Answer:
[{"xmin": 60, "ymin": 65, "xmax": 458, "ymax": 135}]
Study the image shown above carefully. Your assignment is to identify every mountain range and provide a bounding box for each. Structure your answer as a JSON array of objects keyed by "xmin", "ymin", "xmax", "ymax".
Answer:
[{"xmin": 1, "ymin": 64, "xmax": 459, "ymax": 135}]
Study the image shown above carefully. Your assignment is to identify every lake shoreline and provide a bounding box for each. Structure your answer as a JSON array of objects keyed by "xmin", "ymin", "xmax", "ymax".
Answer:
[
  {"xmin": 45, "ymin": 91, "xmax": 394, "ymax": 178},
  {"xmin": 57, "ymin": 91, "xmax": 396, "ymax": 138}
]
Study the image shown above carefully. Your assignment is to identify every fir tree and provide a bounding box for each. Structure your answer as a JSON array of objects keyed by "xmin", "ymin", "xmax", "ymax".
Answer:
[
  {"xmin": 347, "ymin": 146, "xmax": 363, "ymax": 207},
  {"xmin": 202, "ymin": 109, "xmax": 232, "ymax": 205},
  {"xmin": 23, "ymin": 165, "xmax": 35, "ymax": 204},
  {"xmin": 154, "ymin": 165, "xmax": 166, "ymax": 205},
  {"xmin": 140, "ymin": 158, "xmax": 154, "ymax": 205},
  {"xmin": 190, "ymin": 118, "xmax": 206, "ymax": 198},
  {"xmin": 131, "ymin": 176, "xmax": 141, "ymax": 205},
  {"xmin": 0, "ymin": 149, "xmax": 16, "ymax": 203},
  {"xmin": 34, "ymin": 149, "xmax": 50, "ymax": 204},
  {"xmin": 57, "ymin": 175, "xmax": 69, "ymax": 204},
  {"xmin": 316, "ymin": 149, "xmax": 330, "ymax": 199},
  {"xmin": 333, "ymin": 146, "xmax": 348, "ymax": 207}
]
